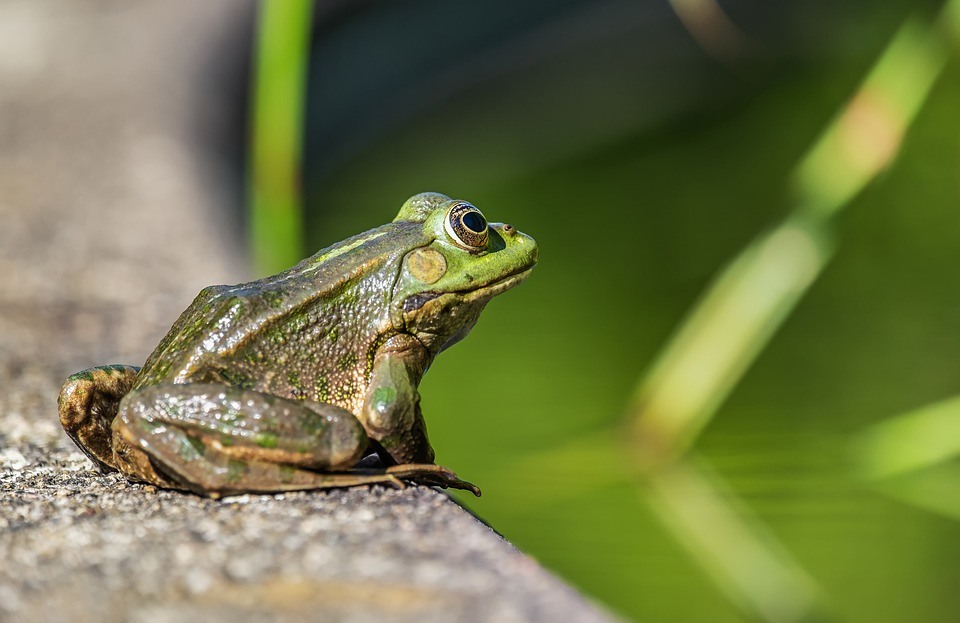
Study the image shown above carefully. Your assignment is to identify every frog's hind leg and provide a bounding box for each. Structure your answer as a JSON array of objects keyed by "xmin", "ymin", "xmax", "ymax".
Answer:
[
  {"xmin": 58, "ymin": 365, "xmax": 141, "ymax": 471},
  {"xmin": 112, "ymin": 383, "xmax": 408, "ymax": 497}
]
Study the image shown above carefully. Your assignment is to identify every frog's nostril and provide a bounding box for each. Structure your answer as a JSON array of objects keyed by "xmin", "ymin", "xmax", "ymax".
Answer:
[{"xmin": 502, "ymin": 223, "xmax": 516, "ymax": 237}]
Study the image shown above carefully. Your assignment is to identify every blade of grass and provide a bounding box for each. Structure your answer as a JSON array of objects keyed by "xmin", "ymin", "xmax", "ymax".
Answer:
[
  {"xmin": 853, "ymin": 395, "xmax": 960, "ymax": 481},
  {"xmin": 628, "ymin": 8, "xmax": 954, "ymax": 471},
  {"xmin": 249, "ymin": 0, "xmax": 314, "ymax": 275},
  {"xmin": 868, "ymin": 463, "xmax": 960, "ymax": 522},
  {"xmin": 628, "ymin": 216, "xmax": 831, "ymax": 470},
  {"xmin": 624, "ymin": 5, "xmax": 957, "ymax": 622},
  {"xmin": 668, "ymin": 0, "xmax": 757, "ymax": 66},
  {"xmin": 644, "ymin": 460, "xmax": 825, "ymax": 623},
  {"xmin": 793, "ymin": 17, "xmax": 950, "ymax": 219}
]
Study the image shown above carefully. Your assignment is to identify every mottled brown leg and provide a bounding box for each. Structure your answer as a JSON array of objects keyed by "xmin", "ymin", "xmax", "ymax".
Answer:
[
  {"xmin": 111, "ymin": 383, "xmax": 391, "ymax": 497},
  {"xmin": 112, "ymin": 417, "xmax": 409, "ymax": 498},
  {"xmin": 57, "ymin": 365, "xmax": 140, "ymax": 471}
]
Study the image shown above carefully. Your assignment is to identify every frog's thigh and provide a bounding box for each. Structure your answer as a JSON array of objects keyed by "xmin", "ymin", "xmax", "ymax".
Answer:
[
  {"xmin": 113, "ymin": 384, "xmax": 371, "ymax": 496},
  {"xmin": 58, "ymin": 364, "xmax": 141, "ymax": 472}
]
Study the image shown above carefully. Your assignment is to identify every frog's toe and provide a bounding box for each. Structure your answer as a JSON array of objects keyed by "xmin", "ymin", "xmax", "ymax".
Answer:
[{"xmin": 385, "ymin": 463, "xmax": 481, "ymax": 497}]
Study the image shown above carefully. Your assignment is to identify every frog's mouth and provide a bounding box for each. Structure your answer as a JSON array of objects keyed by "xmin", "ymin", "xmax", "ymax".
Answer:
[{"xmin": 402, "ymin": 267, "xmax": 534, "ymax": 313}]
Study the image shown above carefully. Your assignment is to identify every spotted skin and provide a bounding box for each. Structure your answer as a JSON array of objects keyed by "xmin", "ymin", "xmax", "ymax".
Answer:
[{"xmin": 57, "ymin": 193, "xmax": 537, "ymax": 497}]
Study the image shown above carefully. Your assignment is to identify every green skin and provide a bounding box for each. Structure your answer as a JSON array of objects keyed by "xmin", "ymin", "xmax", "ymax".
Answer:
[{"xmin": 58, "ymin": 193, "xmax": 537, "ymax": 498}]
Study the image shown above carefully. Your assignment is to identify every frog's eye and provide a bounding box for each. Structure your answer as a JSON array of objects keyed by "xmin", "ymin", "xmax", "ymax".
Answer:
[{"xmin": 445, "ymin": 202, "xmax": 489, "ymax": 250}]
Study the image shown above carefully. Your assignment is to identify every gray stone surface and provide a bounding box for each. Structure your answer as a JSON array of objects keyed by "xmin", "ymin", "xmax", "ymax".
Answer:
[
  {"xmin": 3, "ymin": 444, "xmax": 610, "ymax": 623},
  {"xmin": 0, "ymin": 2, "xmax": 617, "ymax": 622}
]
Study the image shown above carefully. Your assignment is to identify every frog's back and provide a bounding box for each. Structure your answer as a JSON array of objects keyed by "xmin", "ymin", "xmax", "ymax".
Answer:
[{"xmin": 135, "ymin": 221, "xmax": 428, "ymax": 412}]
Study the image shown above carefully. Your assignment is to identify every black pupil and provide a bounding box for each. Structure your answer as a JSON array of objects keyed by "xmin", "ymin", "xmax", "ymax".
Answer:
[{"xmin": 462, "ymin": 211, "xmax": 487, "ymax": 233}]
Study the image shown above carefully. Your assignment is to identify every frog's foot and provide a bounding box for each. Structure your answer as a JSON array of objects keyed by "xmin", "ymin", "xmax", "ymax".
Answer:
[
  {"xmin": 57, "ymin": 364, "xmax": 140, "ymax": 472},
  {"xmin": 386, "ymin": 463, "xmax": 481, "ymax": 497}
]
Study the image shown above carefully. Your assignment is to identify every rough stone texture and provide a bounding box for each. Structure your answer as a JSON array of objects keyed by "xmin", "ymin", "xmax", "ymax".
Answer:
[
  {"xmin": 0, "ymin": 2, "xmax": 617, "ymax": 622},
  {"xmin": 3, "ymin": 446, "xmax": 611, "ymax": 623}
]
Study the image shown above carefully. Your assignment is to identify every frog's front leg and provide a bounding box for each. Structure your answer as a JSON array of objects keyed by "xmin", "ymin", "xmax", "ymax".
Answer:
[
  {"xmin": 359, "ymin": 335, "xmax": 481, "ymax": 496},
  {"xmin": 112, "ymin": 384, "xmax": 404, "ymax": 498}
]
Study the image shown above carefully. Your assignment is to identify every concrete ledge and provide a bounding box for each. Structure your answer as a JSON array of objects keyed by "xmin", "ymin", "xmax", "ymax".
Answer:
[{"xmin": 1, "ymin": 442, "xmax": 615, "ymax": 623}]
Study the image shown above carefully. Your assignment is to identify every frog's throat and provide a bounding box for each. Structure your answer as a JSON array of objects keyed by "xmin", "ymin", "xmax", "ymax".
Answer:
[{"xmin": 401, "ymin": 267, "xmax": 533, "ymax": 314}]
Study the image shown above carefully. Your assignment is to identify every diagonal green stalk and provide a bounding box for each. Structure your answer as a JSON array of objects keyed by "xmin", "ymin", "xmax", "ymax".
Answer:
[
  {"xmin": 644, "ymin": 461, "xmax": 824, "ymax": 623},
  {"xmin": 624, "ymin": 4, "xmax": 958, "ymax": 622},
  {"xmin": 853, "ymin": 395, "xmax": 960, "ymax": 522},
  {"xmin": 629, "ymin": 215, "xmax": 832, "ymax": 471},
  {"xmin": 628, "ymin": 8, "xmax": 954, "ymax": 472},
  {"xmin": 854, "ymin": 394, "xmax": 960, "ymax": 481},
  {"xmin": 249, "ymin": 0, "xmax": 314, "ymax": 276}
]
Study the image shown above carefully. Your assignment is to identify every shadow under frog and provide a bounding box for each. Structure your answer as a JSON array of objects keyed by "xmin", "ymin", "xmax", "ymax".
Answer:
[{"xmin": 58, "ymin": 193, "xmax": 537, "ymax": 498}]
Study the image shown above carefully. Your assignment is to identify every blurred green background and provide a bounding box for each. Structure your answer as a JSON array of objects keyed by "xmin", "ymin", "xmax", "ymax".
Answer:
[{"xmin": 250, "ymin": 1, "xmax": 960, "ymax": 621}]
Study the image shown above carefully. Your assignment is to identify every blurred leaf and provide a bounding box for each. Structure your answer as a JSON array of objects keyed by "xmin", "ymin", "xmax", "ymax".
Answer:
[
  {"xmin": 869, "ymin": 461, "xmax": 960, "ymax": 521},
  {"xmin": 624, "ymin": 5, "xmax": 957, "ymax": 622},
  {"xmin": 793, "ymin": 16, "xmax": 950, "ymax": 218},
  {"xmin": 854, "ymin": 395, "xmax": 960, "ymax": 480},
  {"xmin": 644, "ymin": 459, "xmax": 825, "ymax": 623},
  {"xmin": 628, "ymin": 217, "xmax": 832, "ymax": 470},
  {"xmin": 628, "ymin": 7, "xmax": 952, "ymax": 470},
  {"xmin": 668, "ymin": 0, "xmax": 759, "ymax": 67}
]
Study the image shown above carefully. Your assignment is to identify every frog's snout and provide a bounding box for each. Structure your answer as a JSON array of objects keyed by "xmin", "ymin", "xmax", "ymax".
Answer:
[
  {"xmin": 491, "ymin": 221, "xmax": 538, "ymax": 268},
  {"xmin": 517, "ymin": 229, "xmax": 539, "ymax": 265}
]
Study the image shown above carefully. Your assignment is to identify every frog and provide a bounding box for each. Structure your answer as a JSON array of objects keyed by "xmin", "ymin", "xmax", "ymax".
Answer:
[{"xmin": 58, "ymin": 192, "xmax": 537, "ymax": 498}]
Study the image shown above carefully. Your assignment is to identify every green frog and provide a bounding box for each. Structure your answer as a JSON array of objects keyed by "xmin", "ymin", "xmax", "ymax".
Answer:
[{"xmin": 58, "ymin": 193, "xmax": 537, "ymax": 498}]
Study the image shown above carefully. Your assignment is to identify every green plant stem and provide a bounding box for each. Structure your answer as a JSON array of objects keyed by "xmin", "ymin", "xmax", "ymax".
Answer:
[
  {"xmin": 249, "ymin": 0, "xmax": 314, "ymax": 276},
  {"xmin": 628, "ymin": 8, "xmax": 953, "ymax": 472},
  {"xmin": 624, "ymin": 5, "xmax": 958, "ymax": 622},
  {"xmin": 629, "ymin": 216, "xmax": 832, "ymax": 470},
  {"xmin": 854, "ymin": 394, "xmax": 960, "ymax": 481},
  {"xmin": 644, "ymin": 461, "xmax": 823, "ymax": 623}
]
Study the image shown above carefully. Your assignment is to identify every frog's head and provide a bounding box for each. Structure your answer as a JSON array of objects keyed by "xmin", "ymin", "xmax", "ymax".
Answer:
[{"xmin": 391, "ymin": 192, "xmax": 538, "ymax": 355}]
